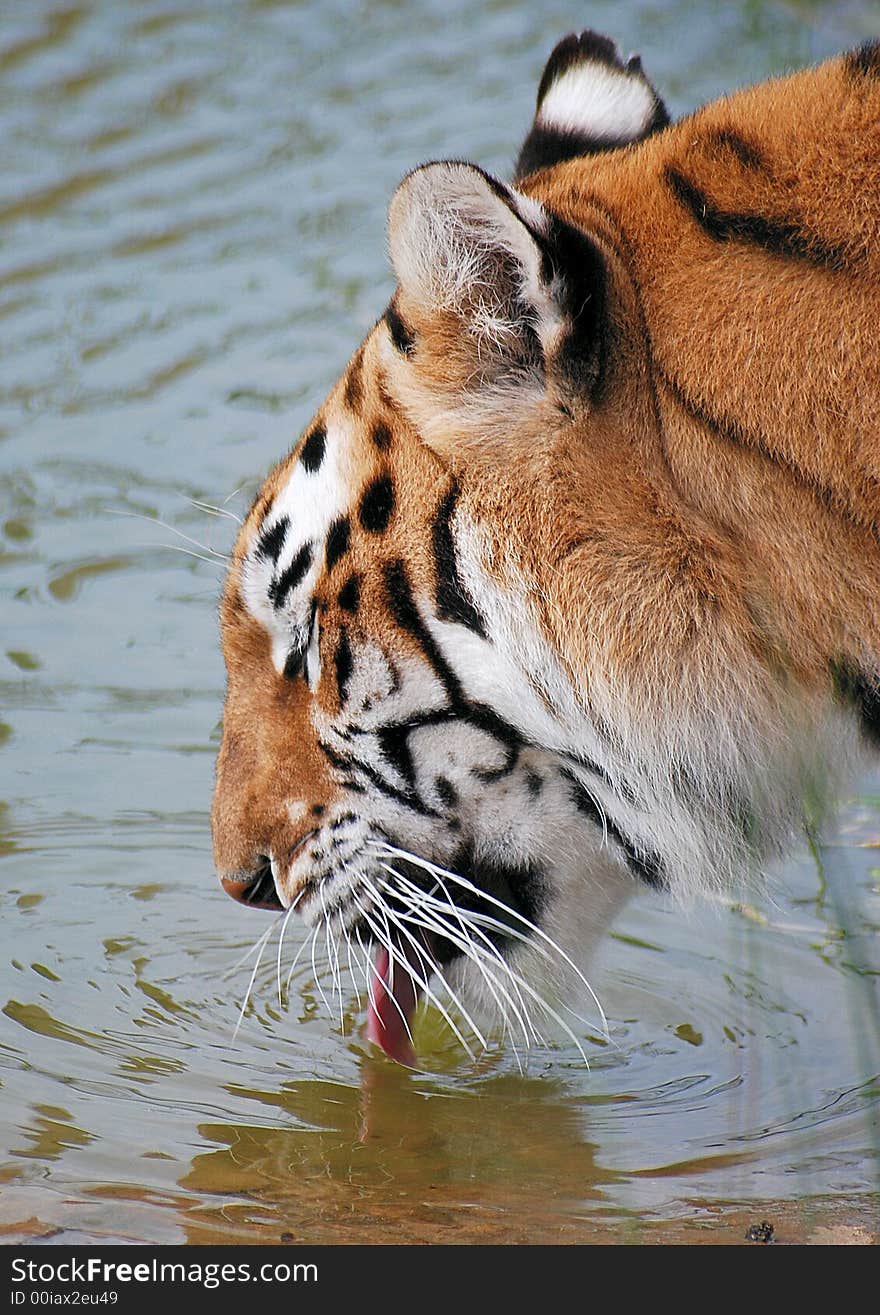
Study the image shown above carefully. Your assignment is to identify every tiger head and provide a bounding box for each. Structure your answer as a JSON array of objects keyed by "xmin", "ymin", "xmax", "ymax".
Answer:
[
  {"xmin": 211, "ymin": 259, "xmax": 642, "ymax": 1062},
  {"xmin": 211, "ymin": 32, "xmax": 879, "ymax": 1062}
]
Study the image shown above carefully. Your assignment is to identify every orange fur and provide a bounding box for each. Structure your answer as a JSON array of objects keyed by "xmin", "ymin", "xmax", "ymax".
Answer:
[{"xmin": 213, "ymin": 44, "xmax": 879, "ymax": 956}]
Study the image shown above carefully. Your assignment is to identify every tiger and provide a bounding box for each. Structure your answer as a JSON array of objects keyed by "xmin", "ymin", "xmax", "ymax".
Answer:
[{"xmin": 211, "ymin": 30, "xmax": 880, "ymax": 1066}]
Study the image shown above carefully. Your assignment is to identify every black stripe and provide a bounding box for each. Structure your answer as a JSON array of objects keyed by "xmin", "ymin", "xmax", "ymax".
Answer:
[
  {"xmin": 374, "ymin": 701, "xmax": 521, "ymax": 789},
  {"xmin": 845, "ymin": 39, "xmax": 880, "ymax": 78},
  {"xmin": 283, "ymin": 645, "xmax": 305, "ymax": 680},
  {"xmin": 832, "ymin": 658, "xmax": 880, "ymax": 746},
  {"xmin": 330, "ymin": 811, "xmax": 358, "ymax": 830},
  {"xmin": 702, "ymin": 128, "xmax": 765, "ymax": 170},
  {"xmin": 432, "ymin": 483, "xmax": 487, "ymax": 636},
  {"xmin": 371, "ymin": 421, "xmax": 392, "ymax": 452},
  {"xmin": 665, "ymin": 165, "xmax": 848, "ymax": 272},
  {"xmin": 300, "ymin": 425, "xmax": 327, "ymax": 472},
  {"xmin": 376, "ymin": 558, "xmax": 526, "ymax": 788},
  {"xmin": 516, "ymin": 125, "xmax": 642, "ymax": 177},
  {"xmin": 561, "ymin": 748, "xmax": 634, "ymax": 802},
  {"xmin": 359, "ymin": 476, "xmax": 395, "ymax": 534},
  {"xmin": 319, "ymin": 740, "xmax": 442, "ymax": 818},
  {"xmin": 255, "ymin": 515, "xmax": 289, "ymax": 564},
  {"xmin": 385, "ymin": 301, "xmax": 415, "ymax": 355},
  {"xmin": 540, "ymin": 216, "xmax": 609, "ymax": 402},
  {"xmin": 562, "ymin": 770, "xmax": 665, "ymax": 888},
  {"xmin": 525, "ymin": 772, "xmax": 543, "ymax": 798},
  {"xmin": 383, "ymin": 559, "xmax": 463, "ymax": 701},
  {"xmin": 338, "ymin": 573, "xmax": 360, "ymax": 613},
  {"xmin": 344, "ymin": 346, "xmax": 364, "ymax": 411},
  {"xmin": 325, "ymin": 516, "xmax": 350, "ymax": 571},
  {"xmin": 377, "ymin": 722, "xmax": 417, "ymax": 788},
  {"xmin": 435, "ymin": 776, "xmax": 458, "ymax": 807},
  {"xmin": 621, "ymin": 837, "xmax": 667, "ymax": 890},
  {"xmin": 657, "ymin": 367, "xmax": 874, "ymax": 528},
  {"xmin": 463, "ymin": 702, "xmax": 522, "ymax": 781},
  {"xmin": 383, "ymin": 557, "xmax": 523, "ymax": 773},
  {"xmin": 334, "ymin": 626, "xmax": 352, "ymax": 705},
  {"xmin": 269, "ymin": 543, "xmax": 312, "ymax": 609}
]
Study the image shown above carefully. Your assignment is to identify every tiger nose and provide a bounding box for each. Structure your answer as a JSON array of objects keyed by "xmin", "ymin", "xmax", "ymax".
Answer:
[{"xmin": 219, "ymin": 856, "xmax": 284, "ymax": 910}]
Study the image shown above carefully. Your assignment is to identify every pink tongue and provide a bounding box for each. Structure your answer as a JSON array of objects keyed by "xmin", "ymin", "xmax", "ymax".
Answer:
[{"xmin": 367, "ymin": 944, "xmax": 421, "ymax": 1066}]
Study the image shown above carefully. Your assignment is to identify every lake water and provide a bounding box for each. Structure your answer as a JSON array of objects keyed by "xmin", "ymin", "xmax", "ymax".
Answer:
[{"xmin": 1, "ymin": 0, "xmax": 878, "ymax": 1245}]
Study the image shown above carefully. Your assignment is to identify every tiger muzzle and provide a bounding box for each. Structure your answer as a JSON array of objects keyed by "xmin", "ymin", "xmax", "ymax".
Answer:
[{"xmin": 220, "ymin": 857, "xmax": 284, "ymax": 911}]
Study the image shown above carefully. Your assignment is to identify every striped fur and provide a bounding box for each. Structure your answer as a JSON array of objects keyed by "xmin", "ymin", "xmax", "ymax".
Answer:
[{"xmin": 213, "ymin": 35, "xmax": 880, "ymax": 1062}]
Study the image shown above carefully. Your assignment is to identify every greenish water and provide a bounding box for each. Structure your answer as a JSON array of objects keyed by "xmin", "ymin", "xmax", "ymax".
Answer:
[{"xmin": 1, "ymin": 0, "xmax": 878, "ymax": 1245}]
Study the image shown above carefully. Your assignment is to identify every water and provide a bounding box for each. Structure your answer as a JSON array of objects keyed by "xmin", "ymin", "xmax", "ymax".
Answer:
[{"xmin": 1, "ymin": 0, "xmax": 878, "ymax": 1245}]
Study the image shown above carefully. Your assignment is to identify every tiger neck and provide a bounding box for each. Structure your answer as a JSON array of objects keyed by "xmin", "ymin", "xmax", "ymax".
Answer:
[
  {"xmin": 531, "ymin": 149, "xmax": 880, "ymax": 682},
  {"xmin": 655, "ymin": 390, "xmax": 880, "ymax": 684},
  {"xmin": 536, "ymin": 51, "xmax": 880, "ymax": 536},
  {"xmin": 452, "ymin": 434, "xmax": 868, "ymax": 903}
]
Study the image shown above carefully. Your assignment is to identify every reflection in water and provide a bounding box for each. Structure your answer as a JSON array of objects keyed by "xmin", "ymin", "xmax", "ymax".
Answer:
[
  {"xmin": 1, "ymin": 0, "xmax": 879, "ymax": 1246},
  {"xmin": 11, "ymin": 1106, "xmax": 94, "ymax": 1164},
  {"xmin": 183, "ymin": 1063, "xmax": 612, "ymax": 1244}
]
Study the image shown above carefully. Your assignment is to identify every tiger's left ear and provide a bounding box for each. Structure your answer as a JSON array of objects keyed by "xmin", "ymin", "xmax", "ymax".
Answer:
[{"xmin": 386, "ymin": 162, "xmax": 606, "ymax": 445}]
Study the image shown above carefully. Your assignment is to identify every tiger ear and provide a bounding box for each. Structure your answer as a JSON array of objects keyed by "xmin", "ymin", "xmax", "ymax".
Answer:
[
  {"xmin": 514, "ymin": 29, "xmax": 670, "ymax": 179},
  {"xmin": 386, "ymin": 162, "xmax": 606, "ymax": 448}
]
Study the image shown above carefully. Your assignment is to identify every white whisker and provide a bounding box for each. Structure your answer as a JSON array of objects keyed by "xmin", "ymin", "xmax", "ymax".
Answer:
[
  {"xmin": 284, "ymin": 916, "xmax": 317, "ymax": 994},
  {"xmin": 386, "ymin": 893, "xmax": 530, "ymax": 1062},
  {"xmin": 107, "ymin": 508, "xmax": 231, "ymax": 561},
  {"xmin": 350, "ymin": 893, "xmax": 418, "ymax": 1053},
  {"xmin": 319, "ymin": 881, "xmax": 345, "ymax": 1034},
  {"xmin": 385, "ymin": 861, "xmax": 541, "ymax": 952},
  {"xmin": 360, "ymin": 872, "xmax": 485, "ymax": 1056},
  {"xmin": 224, "ymin": 913, "xmax": 283, "ymax": 977},
  {"xmin": 343, "ymin": 925, "xmax": 363, "ymax": 1008},
  {"xmin": 419, "ymin": 865, "xmax": 546, "ymax": 1046},
  {"xmin": 275, "ymin": 887, "xmax": 305, "ymax": 1006},
  {"xmin": 373, "ymin": 842, "xmax": 608, "ymax": 1040},
  {"xmin": 381, "ymin": 864, "xmax": 539, "ymax": 1051},
  {"xmin": 144, "ymin": 541, "xmax": 226, "ymax": 570},
  {"xmin": 355, "ymin": 923, "xmax": 382, "ymax": 1021},
  {"xmin": 382, "ymin": 869, "xmax": 589, "ymax": 1065},
  {"xmin": 232, "ymin": 918, "xmax": 277, "ymax": 1041},
  {"xmin": 189, "ymin": 497, "xmax": 243, "ymax": 526},
  {"xmin": 354, "ymin": 882, "xmax": 483, "ymax": 1061},
  {"xmin": 309, "ymin": 921, "xmax": 333, "ymax": 1018},
  {"xmin": 377, "ymin": 866, "xmax": 528, "ymax": 1040}
]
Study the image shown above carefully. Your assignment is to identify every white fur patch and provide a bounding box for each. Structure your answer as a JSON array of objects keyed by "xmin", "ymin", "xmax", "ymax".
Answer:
[
  {"xmin": 240, "ymin": 422, "xmax": 354, "ymax": 673},
  {"xmin": 538, "ymin": 62, "xmax": 655, "ymax": 140}
]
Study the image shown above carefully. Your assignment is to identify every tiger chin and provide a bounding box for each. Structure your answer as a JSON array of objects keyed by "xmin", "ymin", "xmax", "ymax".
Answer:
[{"xmin": 211, "ymin": 31, "xmax": 880, "ymax": 1066}]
